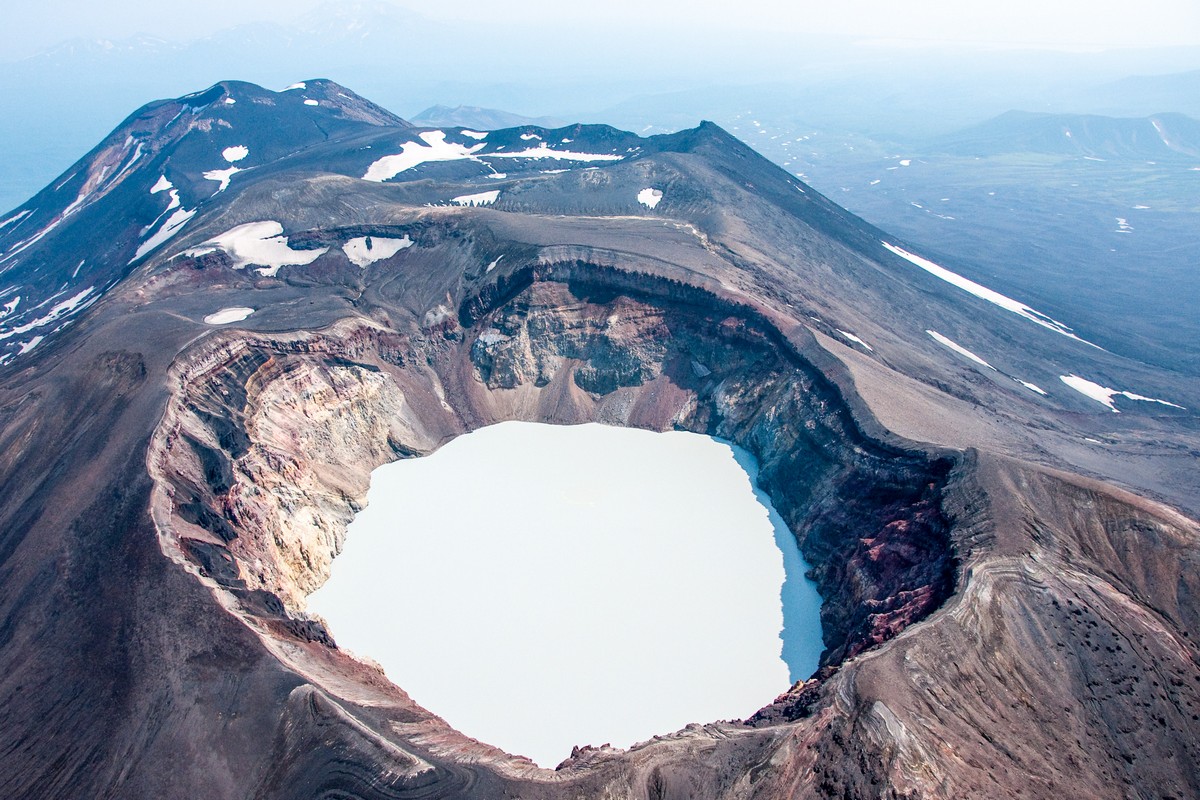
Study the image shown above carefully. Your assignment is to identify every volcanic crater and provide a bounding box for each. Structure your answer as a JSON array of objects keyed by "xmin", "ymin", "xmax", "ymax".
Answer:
[{"xmin": 2, "ymin": 79, "xmax": 1199, "ymax": 799}]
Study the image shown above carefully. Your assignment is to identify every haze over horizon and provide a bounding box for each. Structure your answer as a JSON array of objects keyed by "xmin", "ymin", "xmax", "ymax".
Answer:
[{"xmin": 4, "ymin": 0, "xmax": 1200, "ymax": 62}]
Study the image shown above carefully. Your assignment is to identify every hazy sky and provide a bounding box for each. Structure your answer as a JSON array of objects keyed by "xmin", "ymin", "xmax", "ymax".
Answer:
[{"xmin": 3, "ymin": 0, "xmax": 1199, "ymax": 60}]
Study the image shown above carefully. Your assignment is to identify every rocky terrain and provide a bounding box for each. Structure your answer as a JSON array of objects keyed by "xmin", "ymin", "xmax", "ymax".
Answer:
[{"xmin": 0, "ymin": 79, "xmax": 1198, "ymax": 798}]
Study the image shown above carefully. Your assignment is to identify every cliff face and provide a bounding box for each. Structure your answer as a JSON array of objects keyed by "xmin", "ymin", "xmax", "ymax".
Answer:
[
  {"xmin": 151, "ymin": 266, "xmax": 955, "ymax": 675},
  {"xmin": 1, "ymin": 80, "xmax": 1198, "ymax": 799}
]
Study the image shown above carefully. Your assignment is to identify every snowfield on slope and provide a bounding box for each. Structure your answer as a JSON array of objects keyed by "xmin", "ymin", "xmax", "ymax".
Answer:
[
  {"xmin": 451, "ymin": 190, "xmax": 499, "ymax": 207},
  {"xmin": 363, "ymin": 132, "xmax": 626, "ymax": 182},
  {"xmin": 1059, "ymin": 374, "xmax": 1184, "ymax": 413},
  {"xmin": 638, "ymin": 188, "xmax": 663, "ymax": 209},
  {"xmin": 185, "ymin": 221, "xmax": 328, "ymax": 276},
  {"xmin": 884, "ymin": 242, "xmax": 1096, "ymax": 346},
  {"xmin": 203, "ymin": 307, "xmax": 255, "ymax": 325},
  {"xmin": 342, "ymin": 235, "xmax": 413, "ymax": 267},
  {"xmin": 362, "ymin": 131, "xmax": 485, "ymax": 182},
  {"xmin": 926, "ymin": 330, "xmax": 995, "ymax": 370}
]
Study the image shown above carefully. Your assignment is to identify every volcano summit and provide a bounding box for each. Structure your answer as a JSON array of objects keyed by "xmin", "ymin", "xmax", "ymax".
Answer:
[{"xmin": 0, "ymin": 79, "xmax": 1198, "ymax": 799}]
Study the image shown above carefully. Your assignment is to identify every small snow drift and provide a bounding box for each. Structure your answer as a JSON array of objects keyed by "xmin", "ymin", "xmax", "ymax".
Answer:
[
  {"xmin": 451, "ymin": 191, "xmax": 499, "ymax": 207},
  {"xmin": 203, "ymin": 167, "xmax": 241, "ymax": 194},
  {"xmin": 133, "ymin": 207, "xmax": 195, "ymax": 262},
  {"xmin": 485, "ymin": 143, "xmax": 624, "ymax": 163},
  {"xmin": 341, "ymin": 235, "xmax": 413, "ymax": 268},
  {"xmin": 638, "ymin": 188, "xmax": 663, "ymax": 209},
  {"xmin": 184, "ymin": 221, "xmax": 329, "ymax": 277},
  {"xmin": 0, "ymin": 286, "xmax": 98, "ymax": 343},
  {"xmin": 203, "ymin": 307, "xmax": 255, "ymax": 325},
  {"xmin": 884, "ymin": 242, "xmax": 1095, "ymax": 346},
  {"xmin": 222, "ymin": 146, "xmax": 249, "ymax": 163},
  {"xmin": 926, "ymin": 330, "xmax": 995, "ymax": 370},
  {"xmin": 836, "ymin": 330, "xmax": 873, "ymax": 351},
  {"xmin": 1059, "ymin": 374, "xmax": 1184, "ymax": 413}
]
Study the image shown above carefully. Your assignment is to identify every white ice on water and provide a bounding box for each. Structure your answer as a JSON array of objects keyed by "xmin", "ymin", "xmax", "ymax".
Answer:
[{"xmin": 308, "ymin": 422, "xmax": 823, "ymax": 769}]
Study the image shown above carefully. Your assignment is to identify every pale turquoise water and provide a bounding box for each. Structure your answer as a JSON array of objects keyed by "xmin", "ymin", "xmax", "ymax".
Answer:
[{"xmin": 307, "ymin": 421, "xmax": 824, "ymax": 767}]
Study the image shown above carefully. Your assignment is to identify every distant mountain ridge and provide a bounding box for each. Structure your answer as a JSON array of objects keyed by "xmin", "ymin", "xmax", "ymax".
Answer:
[
  {"xmin": 930, "ymin": 109, "xmax": 1200, "ymax": 160},
  {"xmin": 411, "ymin": 105, "xmax": 567, "ymax": 131}
]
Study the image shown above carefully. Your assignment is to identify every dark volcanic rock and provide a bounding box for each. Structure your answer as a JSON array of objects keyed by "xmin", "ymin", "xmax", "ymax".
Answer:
[{"xmin": 0, "ymin": 79, "xmax": 1198, "ymax": 799}]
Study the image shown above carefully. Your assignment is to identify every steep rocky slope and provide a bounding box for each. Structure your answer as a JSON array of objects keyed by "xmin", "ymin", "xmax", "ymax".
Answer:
[{"xmin": 0, "ymin": 80, "xmax": 1198, "ymax": 799}]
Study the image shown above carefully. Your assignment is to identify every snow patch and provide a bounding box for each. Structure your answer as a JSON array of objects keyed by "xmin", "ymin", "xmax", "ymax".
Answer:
[
  {"xmin": 1017, "ymin": 380, "xmax": 1047, "ymax": 395},
  {"xmin": 926, "ymin": 330, "xmax": 995, "ymax": 370},
  {"xmin": 1059, "ymin": 374, "xmax": 1184, "ymax": 413},
  {"xmin": 304, "ymin": 99, "xmax": 319, "ymax": 106},
  {"xmin": 451, "ymin": 190, "xmax": 500, "ymax": 207},
  {"xmin": 203, "ymin": 307, "xmax": 255, "ymax": 325},
  {"xmin": 883, "ymin": 242, "xmax": 1095, "ymax": 345},
  {"xmin": 486, "ymin": 172, "xmax": 507, "ymax": 179},
  {"xmin": 224, "ymin": 97, "xmax": 237, "ymax": 105},
  {"xmin": 899, "ymin": 159, "xmax": 912, "ymax": 166},
  {"xmin": 0, "ymin": 287, "xmax": 98, "ymax": 342},
  {"xmin": 484, "ymin": 143, "xmax": 624, "ymax": 163},
  {"xmin": 132, "ymin": 207, "xmax": 195, "ymax": 262},
  {"xmin": 637, "ymin": 188, "xmax": 663, "ymax": 209},
  {"xmin": 0, "ymin": 210, "xmax": 31, "ymax": 231},
  {"xmin": 460, "ymin": 130, "xmax": 488, "ymax": 140},
  {"xmin": 486, "ymin": 254, "xmax": 503, "ymax": 273},
  {"xmin": 283, "ymin": 82, "xmax": 306, "ymax": 91},
  {"xmin": 150, "ymin": 175, "xmax": 173, "ymax": 194},
  {"xmin": 16, "ymin": 336, "xmax": 44, "ymax": 355},
  {"xmin": 362, "ymin": 131, "xmax": 486, "ymax": 182},
  {"xmin": 835, "ymin": 330, "xmax": 873, "ymax": 351},
  {"xmin": 520, "ymin": 133, "xmax": 542, "ymax": 141},
  {"xmin": 222, "ymin": 145, "xmax": 249, "ymax": 163},
  {"xmin": 342, "ymin": 235, "xmax": 413, "ymax": 267},
  {"xmin": 184, "ymin": 221, "xmax": 329, "ymax": 276},
  {"xmin": 203, "ymin": 166, "xmax": 241, "ymax": 194}
]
